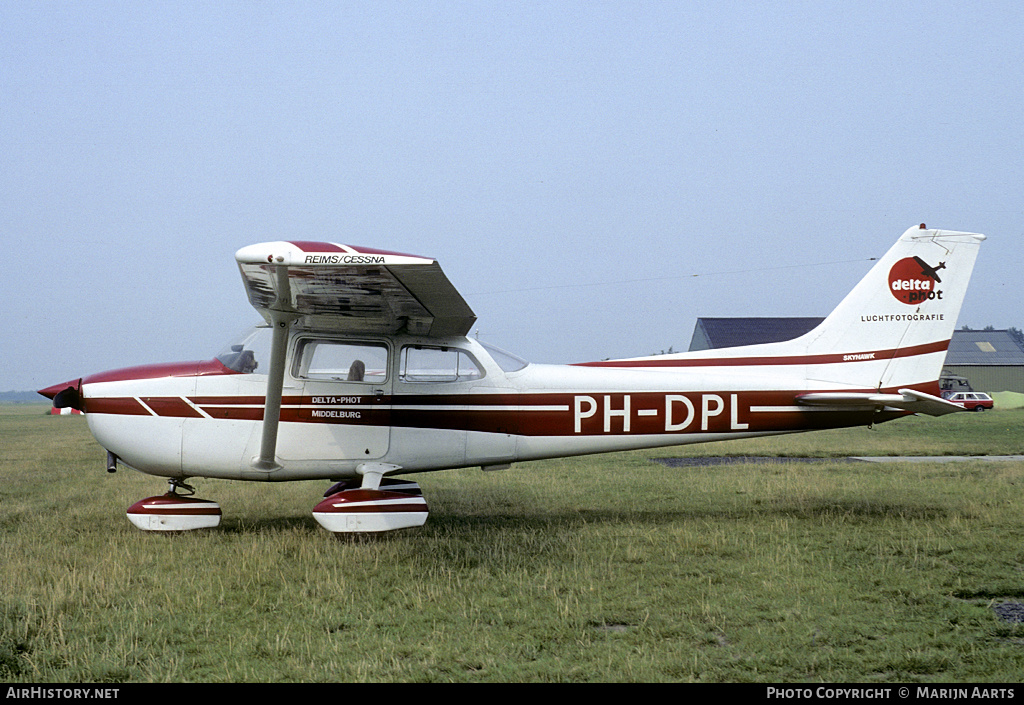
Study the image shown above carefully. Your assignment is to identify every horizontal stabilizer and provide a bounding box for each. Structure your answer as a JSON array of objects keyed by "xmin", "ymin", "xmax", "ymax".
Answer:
[{"xmin": 796, "ymin": 388, "xmax": 964, "ymax": 417}]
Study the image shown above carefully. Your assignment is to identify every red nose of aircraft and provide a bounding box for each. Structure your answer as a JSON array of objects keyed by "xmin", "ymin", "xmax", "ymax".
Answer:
[
  {"xmin": 38, "ymin": 359, "xmax": 239, "ymax": 413},
  {"xmin": 38, "ymin": 379, "xmax": 83, "ymax": 411}
]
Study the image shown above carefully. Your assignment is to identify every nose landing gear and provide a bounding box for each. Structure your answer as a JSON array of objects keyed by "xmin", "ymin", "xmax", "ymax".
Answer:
[{"xmin": 126, "ymin": 479, "xmax": 222, "ymax": 532}]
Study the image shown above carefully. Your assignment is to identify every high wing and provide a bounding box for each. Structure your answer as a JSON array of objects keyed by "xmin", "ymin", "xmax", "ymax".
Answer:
[
  {"xmin": 234, "ymin": 241, "xmax": 476, "ymax": 471},
  {"xmin": 235, "ymin": 241, "xmax": 475, "ymax": 337}
]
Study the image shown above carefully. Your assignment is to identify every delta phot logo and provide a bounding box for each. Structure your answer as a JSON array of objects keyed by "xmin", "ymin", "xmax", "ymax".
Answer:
[{"xmin": 888, "ymin": 256, "xmax": 946, "ymax": 305}]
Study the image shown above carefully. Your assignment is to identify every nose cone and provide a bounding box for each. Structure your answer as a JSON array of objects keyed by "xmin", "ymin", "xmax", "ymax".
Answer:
[
  {"xmin": 38, "ymin": 380, "xmax": 73, "ymax": 400},
  {"xmin": 38, "ymin": 379, "xmax": 83, "ymax": 410}
]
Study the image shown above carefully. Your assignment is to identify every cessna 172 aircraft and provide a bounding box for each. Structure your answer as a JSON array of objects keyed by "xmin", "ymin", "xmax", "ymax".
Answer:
[{"xmin": 40, "ymin": 224, "xmax": 985, "ymax": 533}]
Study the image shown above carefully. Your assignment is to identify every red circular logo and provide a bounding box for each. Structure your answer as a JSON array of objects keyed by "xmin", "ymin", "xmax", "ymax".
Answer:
[{"xmin": 888, "ymin": 257, "xmax": 942, "ymax": 305}]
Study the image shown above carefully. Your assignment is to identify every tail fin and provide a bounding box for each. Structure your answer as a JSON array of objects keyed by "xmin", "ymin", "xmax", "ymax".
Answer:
[
  {"xmin": 786, "ymin": 224, "xmax": 985, "ymax": 391},
  {"xmin": 599, "ymin": 224, "xmax": 984, "ymax": 398}
]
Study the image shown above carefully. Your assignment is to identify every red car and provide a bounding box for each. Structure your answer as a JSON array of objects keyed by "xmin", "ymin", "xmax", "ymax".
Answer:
[{"xmin": 941, "ymin": 391, "xmax": 995, "ymax": 411}]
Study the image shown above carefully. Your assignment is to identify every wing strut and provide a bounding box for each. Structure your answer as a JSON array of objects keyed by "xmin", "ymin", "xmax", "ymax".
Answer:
[{"xmin": 252, "ymin": 265, "xmax": 299, "ymax": 471}]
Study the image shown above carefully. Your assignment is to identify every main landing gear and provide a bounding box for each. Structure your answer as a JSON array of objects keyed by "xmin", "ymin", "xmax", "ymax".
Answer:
[
  {"xmin": 125, "ymin": 464, "xmax": 428, "ymax": 534},
  {"xmin": 312, "ymin": 462, "xmax": 428, "ymax": 533},
  {"xmin": 313, "ymin": 480, "xmax": 428, "ymax": 534}
]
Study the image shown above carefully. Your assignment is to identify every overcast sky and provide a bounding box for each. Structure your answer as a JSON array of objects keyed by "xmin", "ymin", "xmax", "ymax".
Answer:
[{"xmin": 3, "ymin": 1, "xmax": 1021, "ymax": 391}]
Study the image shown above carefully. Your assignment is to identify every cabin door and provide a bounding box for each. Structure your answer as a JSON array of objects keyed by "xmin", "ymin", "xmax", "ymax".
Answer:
[{"xmin": 275, "ymin": 337, "xmax": 392, "ymax": 462}]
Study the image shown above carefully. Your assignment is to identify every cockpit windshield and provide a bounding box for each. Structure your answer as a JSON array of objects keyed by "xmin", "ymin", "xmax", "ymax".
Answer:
[
  {"xmin": 478, "ymin": 340, "xmax": 529, "ymax": 372},
  {"xmin": 216, "ymin": 325, "xmax": 273, "ymax": 374}
]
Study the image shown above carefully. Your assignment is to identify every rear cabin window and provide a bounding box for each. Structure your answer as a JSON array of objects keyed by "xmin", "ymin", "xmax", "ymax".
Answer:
[
  {"xmin": 399, "ymin": 346, "xmax": 483, "ymax": 383},
  {"xmin": 294, "ymin": 340, "xmax": 388, "ymax": 383}
]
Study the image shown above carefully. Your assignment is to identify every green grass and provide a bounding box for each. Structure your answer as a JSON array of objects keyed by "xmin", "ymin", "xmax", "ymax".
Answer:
[{"xmin": 2, "ymin": 403, "xmax": 1023, "ymax": 682}]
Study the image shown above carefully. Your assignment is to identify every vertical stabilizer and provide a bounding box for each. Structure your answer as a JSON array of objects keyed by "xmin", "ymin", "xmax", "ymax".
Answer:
[
  {"xmin": 586, "ymin": 225, "xmax": 985, "ymax": 395},
  {"xmin": 792, "ymin": 224, "xmax": 985, "ymax": 389}
]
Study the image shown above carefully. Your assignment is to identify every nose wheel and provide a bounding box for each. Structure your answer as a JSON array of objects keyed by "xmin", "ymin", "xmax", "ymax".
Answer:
[{"xmin": 126, "ymin": 479, "xmax": 222, "ymax": 532}]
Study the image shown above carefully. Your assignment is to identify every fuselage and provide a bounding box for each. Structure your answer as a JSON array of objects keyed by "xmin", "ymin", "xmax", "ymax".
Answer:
[{"xmin": 41, "ymin": 328, "xmax": 920, "ymax": 483}]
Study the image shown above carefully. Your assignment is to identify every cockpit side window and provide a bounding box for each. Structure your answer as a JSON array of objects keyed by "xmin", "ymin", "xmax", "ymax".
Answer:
[
  {"xmin": 294, "ymin": 340, "xmax": 389, "ymax": 383},
  {"xmin": 399, "ymin": 345, "xmax": 483, "ymax": 383}
]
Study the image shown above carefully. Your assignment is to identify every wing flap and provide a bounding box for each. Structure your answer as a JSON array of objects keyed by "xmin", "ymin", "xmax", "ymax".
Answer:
[
  {"xmin": 235, "ymin": 242, "xmax": 476, "ymax": 337},
  {"xmin": 796, "ymin": 388, "xmax": 963, "ymax": 417}
]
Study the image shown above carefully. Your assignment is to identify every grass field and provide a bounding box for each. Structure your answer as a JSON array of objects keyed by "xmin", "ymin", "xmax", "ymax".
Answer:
[{"xmin": 2, "ymin": 403, "xmax": 1023, "ymax": 682}]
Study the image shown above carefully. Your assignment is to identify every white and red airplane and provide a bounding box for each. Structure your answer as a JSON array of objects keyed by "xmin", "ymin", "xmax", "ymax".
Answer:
[{"xmin": 40, "ymin": 224, "xmax": 985, "ymax": 533}]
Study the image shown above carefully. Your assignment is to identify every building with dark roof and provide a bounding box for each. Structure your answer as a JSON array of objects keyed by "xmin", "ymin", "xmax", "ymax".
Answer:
[
  {"xmin": 687, "ymin": 317, "xmax": 824, "ymax": 352},
  {"xmin": 941, "ymin": 329, "xmax": 1024, "ymax": 394}
]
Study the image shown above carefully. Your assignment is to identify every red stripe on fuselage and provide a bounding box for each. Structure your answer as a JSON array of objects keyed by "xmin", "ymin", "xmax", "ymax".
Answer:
[
  {"xmin": 573, "ymin": 340, "xmax": 949, "ymax": 368},
  {"xmin": 389, "ymin": 390, "xmax": 906, "ymax": 436},
  {"xmin": 140, "ymin": 397, "xmax": 203, "ymax": 419},
  {"xmin": 84, "ymin": 397, "xmax": 151, "ymax": 416},
  {"xmin": 80, "ymin": 386, "xmax": 924, "ymax": 437}
]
